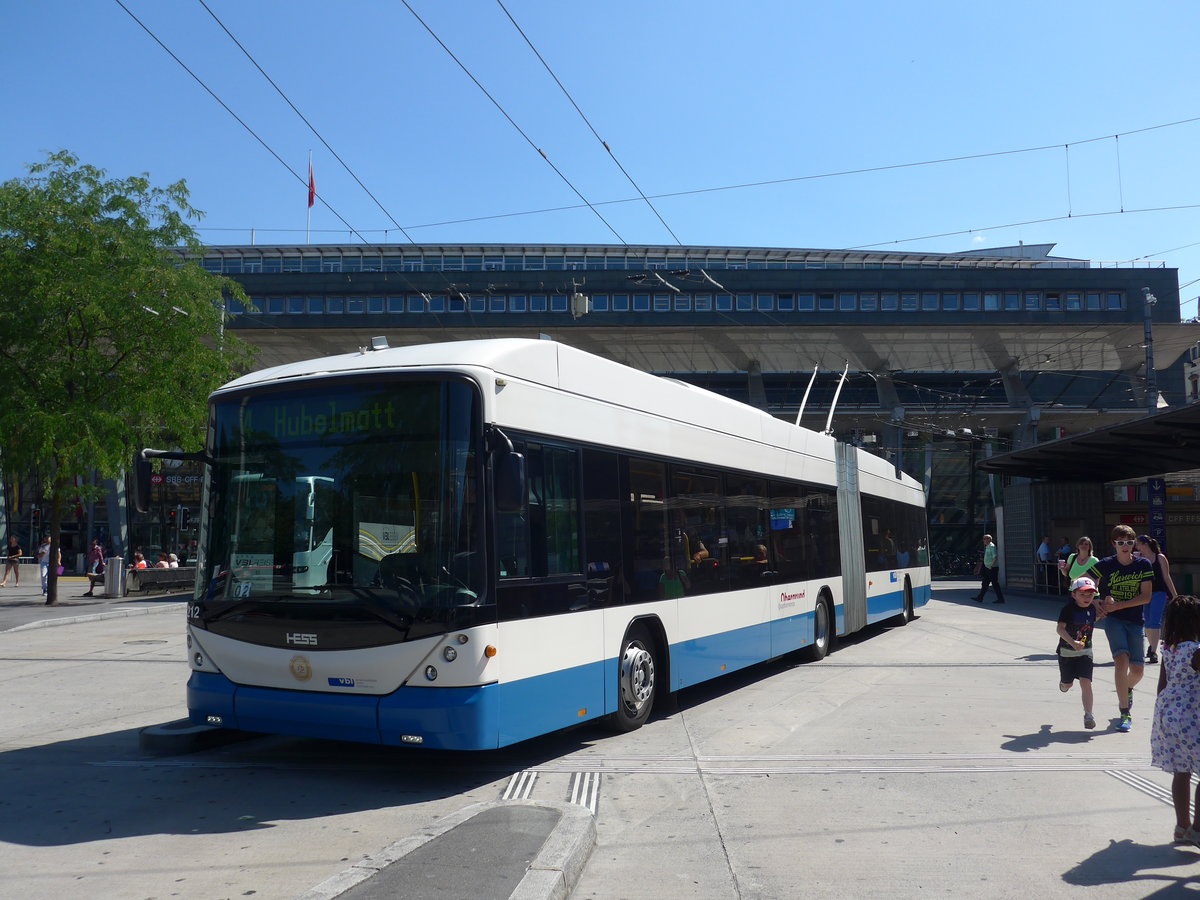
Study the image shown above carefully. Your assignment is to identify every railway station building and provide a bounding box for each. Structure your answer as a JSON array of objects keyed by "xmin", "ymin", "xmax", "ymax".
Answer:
[{"xmin": 5, "ymin": 241, "xmax": 1200, "ymax": 587}]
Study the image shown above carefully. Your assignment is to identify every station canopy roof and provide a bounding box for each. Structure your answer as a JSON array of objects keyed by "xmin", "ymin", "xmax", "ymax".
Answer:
[{"xmin": 977, "ymin": 402, "xmax": 1200, "ymax": 482}]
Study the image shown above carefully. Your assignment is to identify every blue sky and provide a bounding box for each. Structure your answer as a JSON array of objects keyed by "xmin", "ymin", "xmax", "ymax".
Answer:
[{"xmin": 4, "ymin": 1, "xmax": 1200, "ymax": 313}]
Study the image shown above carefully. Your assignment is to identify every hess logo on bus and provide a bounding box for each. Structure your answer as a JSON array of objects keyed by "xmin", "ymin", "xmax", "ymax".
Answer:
[{"xmin": 286, "ymin": 632, "xmax": 319, "ymax": 646}]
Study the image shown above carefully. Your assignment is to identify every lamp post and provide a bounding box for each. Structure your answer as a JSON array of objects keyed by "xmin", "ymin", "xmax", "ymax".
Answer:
[{"xmin": 1143, "ymin": 287, "xmax": 1158, "ymax": 412}]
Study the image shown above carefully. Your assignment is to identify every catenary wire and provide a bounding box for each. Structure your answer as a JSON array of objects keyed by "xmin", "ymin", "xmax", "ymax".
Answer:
[
  {"xmin": 399, "ymin": 0, "xmax": 628, "ymax": 244},
  {"xmin": 494, "ymin": 0, "xmax": 682, "ymax": 246},
  {"xmin": 194, "ymin": 0, "xmax": 417, "ymax": 243},
  {"xmin": 111, "ymin": 0, "xmax": 372, "ymax": 244}
]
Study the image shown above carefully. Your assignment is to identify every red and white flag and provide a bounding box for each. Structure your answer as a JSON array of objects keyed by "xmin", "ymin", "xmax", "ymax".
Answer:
[{"xmin": 307, "ymin": 160, "xmax": 316, "ymax": 209}]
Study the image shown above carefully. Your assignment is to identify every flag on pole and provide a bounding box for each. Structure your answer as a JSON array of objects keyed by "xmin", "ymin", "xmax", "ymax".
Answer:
[{"xmin": 307, "ymin": 159, "xmax": 316, "ymax": 208}]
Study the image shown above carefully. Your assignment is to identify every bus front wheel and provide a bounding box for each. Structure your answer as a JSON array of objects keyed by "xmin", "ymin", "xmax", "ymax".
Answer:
[{"xmin": 611, "ymin": 625, "xmax": 656, "ymax": 732}]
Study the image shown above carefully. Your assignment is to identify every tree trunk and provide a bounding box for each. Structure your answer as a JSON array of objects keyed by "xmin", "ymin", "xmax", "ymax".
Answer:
[{"xmin": 45, "ymin": 476, "xmax": 66, "ymax": 606}]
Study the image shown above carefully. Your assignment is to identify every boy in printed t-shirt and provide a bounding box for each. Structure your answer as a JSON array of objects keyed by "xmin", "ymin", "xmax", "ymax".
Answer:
[
  {"xmin": 1095, "ymin": 524, "xmax": 1154, "ymax": 732},
  {"xmin": 1057, "ymin": 576, "xmax": 1100, "ymax": 730}
]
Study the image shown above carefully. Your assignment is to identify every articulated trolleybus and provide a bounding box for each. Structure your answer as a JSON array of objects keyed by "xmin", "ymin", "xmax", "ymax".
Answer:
[{"xmin": 143, "ymin": 338, "xmax": 930, "ymax": 751}]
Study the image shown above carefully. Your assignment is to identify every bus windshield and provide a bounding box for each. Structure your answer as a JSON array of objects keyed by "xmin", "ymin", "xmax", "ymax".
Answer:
[{"xmin": 195, "ymin": 377, "xmax": 485, "ymax": 640}]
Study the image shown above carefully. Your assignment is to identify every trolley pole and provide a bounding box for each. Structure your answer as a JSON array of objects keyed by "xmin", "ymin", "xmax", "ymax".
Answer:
[{"xmin": 1143, "ymin": 287, "xmax": 1158, "ymax": 412}]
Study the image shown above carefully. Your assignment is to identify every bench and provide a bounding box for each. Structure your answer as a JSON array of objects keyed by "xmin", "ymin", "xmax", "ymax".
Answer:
[{"xmin": 127, "ymin": 567, "xmax": 197, "ymax": 594}]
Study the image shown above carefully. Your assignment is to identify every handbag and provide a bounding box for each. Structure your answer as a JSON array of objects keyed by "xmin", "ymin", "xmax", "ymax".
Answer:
[{"xmin": 56, "ymin": 565, "xmax": 64, "ymax": 576}]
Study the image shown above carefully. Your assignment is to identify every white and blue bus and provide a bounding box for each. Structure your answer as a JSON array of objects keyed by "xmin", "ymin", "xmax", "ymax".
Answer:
[{"xmin": 144, "ymin": 338, "xmax": 929, "ymax": 750}]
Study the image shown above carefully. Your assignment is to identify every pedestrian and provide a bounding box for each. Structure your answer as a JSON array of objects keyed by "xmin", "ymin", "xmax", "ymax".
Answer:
[
  {"xmin": 1057, "ymin": 576, "xmax": 1100, "ymax": 730},
  {"xmin": 36, "ymin": 534, "xmax": 51, "ymax": 595},
  {"xmin": 971, "ymin": 534, "xmax": 1005, "ymax": 604},
  {"xmin": 86, "ymin": 539, "xmax": 104, "ymax": 575},
  {"xmin": 1096, "ymin": 524, "xmax": 1154, "ymax": 732},
  {"xmin": 1058, "ymin": 536, "xmax": 1102, "ymax": 586},
  {"xmin": 1149, "ymin": 594, "xmax": 1200, "ymax": 847},
  {"xmin": 1136, "ymin": 535, "xmax": 1179, "ymax": 666},
  {"xmin": 1057, "ymin": 537, "xmax": 1072, "ymax": 561},
  {"xmin": 167, "ymin": 553, "xmax": 179, "ymax": 569},
  {"xmin": 1036, "ymin": 536, "xmax": 1053, "ymax": 564},
  {"xmin": 0, "ymin": 536, "xmax": 21, "ymax": 587}
]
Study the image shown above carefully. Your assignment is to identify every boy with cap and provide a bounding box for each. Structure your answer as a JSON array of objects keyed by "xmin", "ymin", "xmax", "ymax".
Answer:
[{"xmin": 1057, "ymin": 575, "xmax": 1101, "ymax": 729}]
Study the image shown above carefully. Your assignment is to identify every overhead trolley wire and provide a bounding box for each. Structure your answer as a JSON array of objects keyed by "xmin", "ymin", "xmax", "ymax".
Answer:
[
  {"xmin": 494, "ymin": 0, "xmax": 682, "ymax": 246},
  {"xmin": 194, "ymin": 0, "xmax": 417, "ymax": 243},
  {"xmin": 399, "ymin": 0, "xmax": 628, "ymax": 244},
  {"xmin": 111, "ymin": 0, "xmax": 372, "ymax": 245}
]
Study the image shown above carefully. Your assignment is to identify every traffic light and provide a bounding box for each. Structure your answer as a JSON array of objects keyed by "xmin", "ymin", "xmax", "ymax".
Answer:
[
  {"xmin": 180, "ymin": 508, "xmax": 190, "ymax": 530},
  {"xmin": 168, "ymin": 508, "xmax": 177, "ymax": 526}
]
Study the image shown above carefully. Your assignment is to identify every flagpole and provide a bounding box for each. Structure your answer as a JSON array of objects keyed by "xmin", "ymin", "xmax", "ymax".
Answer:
[{"xmin": 306, "ymin": 150, "xmax": 312, "ymax": 244}]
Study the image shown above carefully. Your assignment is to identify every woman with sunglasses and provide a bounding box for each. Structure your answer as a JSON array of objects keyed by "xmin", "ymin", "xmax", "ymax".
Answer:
[
  {"xmin": 1136, "ymin": 534, "xmax": 1178, "ymax": 665},
  {"xmin": 1096, "ymin": 525, "xmax": 1155, "ymax": 732}
]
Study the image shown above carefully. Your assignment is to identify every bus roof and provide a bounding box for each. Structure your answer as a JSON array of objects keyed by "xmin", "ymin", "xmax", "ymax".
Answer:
[{"xmin": 218, "ymin": 338, "xmax": 921, "ymax": 493}]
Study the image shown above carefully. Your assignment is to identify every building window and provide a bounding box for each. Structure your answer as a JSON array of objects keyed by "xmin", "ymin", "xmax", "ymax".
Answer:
[
  {"xmin": 983, "ymin": 292, "xmax": 1000, "ymax": 311},
  {"xmin": 1023, "ymin": 292, "xmax": 1041, "ymax": 310},
  {"xmin": 921, "ymin": 292, "xmax": 939, "ymax": 311},
  {"xmin": 1087, "ymin": 292, "xmax": 1102, "ymax": 310},
  {"xmin": 963, "ymin": 292, "xmax": 980, "ymax": 311},
  {"xmin": 368, "ymin": 297, "xmax": 385, "ymax": 314},
  {"xmin": 428, "ymin": 295, "xmax": 445, "ymax": 313},
  {"xmin": 1065, "ymin": 292, "xmax": 1082, "ymax": 310},
  {"xmin": 326, "ymin": 297, "xmax": 344, "ymax": 314},
  {"xmin": 531, "ymin": 294, "xmax": 548, "ymax": 312},
  {"xmin": 346, "ymin": 298, "xmax": 365, "ymax": 314},
  {"xmin": 287, "ymin": 297, "xmax": 305, "ymax": 314},
  {"xmin": 490, "ymin": 296, "xmax": 507, "ymax": 313},
  {"xmin": 308, "ymin": 296, "xmax": 325, "ymax": 314},
  {"xmin": 675, "ymin": 295, "xmax": 693, "ymax": 311},
  {"xmin": 777, "ymin": 293, "xmax": 794, "ymax": 312},
  {"xmin": 1107, "ymin": 292, "xmax": 1124, "ymax": 310},
  {"xmin": 695, "ymin": 293, "xmax": 712, "ymax": 311},
  {"xmin": 632, "ymin": 294, "xmax": 650, "ymax": 312},
  {"xmin": 551, "ymin": 294, "xmax": 568, "ymax": 313},
  {"xmin": 859, "ymin": 292, "xmax": 878, "ymax": 312},
  {"xmin": 267, "ymin": 297, "xmax": 284, "ymax": 314},
  {"xmin": 819, "ymin": 293, "xmax": 836, "ymax": 311},
  {"xmin": 881, "ymin": 292, "xmax": 898, "ymax": 311},
  {"xmin": 839, "ymin": 292, "xmax": 857, "ymax": 311},
  {"xmin": 901, "ymin": 292, "xmax": 918, "ymax": 311},
  {"xmin": 757, "ymin": 293, "xmax": 774, "ymax": 311},
  {"xmin": 716, "ymin": 293, "xmax": 733, "ymax": 311},
  {"xmin": 510, "ymin": 294, "xmax": 528, "ymax": 312},
  {"xmin": 448, "ymin": 295, "xmax": 466, "ymax": 313},
  {"xmin": 796, "ymin": 293, "xmax": 815, "ymax": 311},
  {"xmin": 469, "ymin": 295, "xmax": 487, "ymax": 313},
  {"xmin": 611, "ymin": 294, "xmax": 629, "ymax": 312},
  {"xmin": 408, "ymin": 296, "xmax": 425, "ymax": 313},
  {"xmin": 736, "ymin": 294, "xmax": 754, "ymax": 311},
  {"xmin": 942, "ymin": 292, "xmax": 960, "ymax": 311},
  {"xmin": 386, "ymin": 296, "xmax": 404, "ymax": 314},
  {"xmin": 1045, "ymin": 292, "xmax": 1061, "ymax": 311},
  {"xmin": 655, "ymin": 294, "xmax": 672, "ymax": 312},
  {"xmin": 590, "ymin": 294, "xmax": 609, "ymax": 312}
]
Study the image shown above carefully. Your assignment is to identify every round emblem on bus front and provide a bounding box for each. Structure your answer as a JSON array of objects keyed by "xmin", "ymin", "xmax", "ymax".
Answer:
[{"xmin": 289, "ymin": 655, "xmax": 312, "ymax": 681}]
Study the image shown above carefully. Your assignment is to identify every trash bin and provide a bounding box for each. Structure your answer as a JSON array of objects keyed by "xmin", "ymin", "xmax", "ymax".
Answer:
[{"xmin": 104, "ymin": 557, "xmax": 125, "ymax": 598}]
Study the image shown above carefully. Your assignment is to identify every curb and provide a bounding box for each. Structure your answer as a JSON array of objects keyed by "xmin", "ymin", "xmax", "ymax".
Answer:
[
  {"xmin": 295, "ymin": 800, "xmax": 596, "ymax": 900},
  {"xmin": 6, "ymin": 601, "xmax": 185, "ymax": 632}
]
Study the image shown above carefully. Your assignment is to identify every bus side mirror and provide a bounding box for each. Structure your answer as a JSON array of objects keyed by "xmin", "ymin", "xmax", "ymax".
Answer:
[
  {"xmin": 495, "ymin": 451, "xmax": 526, "ymax": 512},
  {"xmin": 132, "ymin": 450, "xmax": 153, "ymax": 514}
]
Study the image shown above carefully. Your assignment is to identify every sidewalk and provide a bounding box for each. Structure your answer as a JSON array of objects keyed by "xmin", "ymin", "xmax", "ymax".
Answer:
[{"xmin": 0, "ymin": 573, "xmax": 187, "ymax": 632}]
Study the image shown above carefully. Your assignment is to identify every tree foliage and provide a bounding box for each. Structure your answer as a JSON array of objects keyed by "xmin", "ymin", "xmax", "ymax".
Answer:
[{"xmin": 0, "ymin": 151, "xmax": 254, "ymax": 602}]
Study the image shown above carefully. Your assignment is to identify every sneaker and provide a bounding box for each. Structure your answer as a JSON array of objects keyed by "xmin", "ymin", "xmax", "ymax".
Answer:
[
  {"xmin": 1118, "ymin": 715, "xmax": 1132, "ymax": 732},
  {"xmin": 1147, "ymin": 650, "xmax": 1158, "ymax": 664},
  {"xmin": 1059, "ymin": 682, "xmax": 1072, "ymax": 693},
  {"xmin": 1084, "ymin": 713, "xmax": 1096, "ymax": 729}
]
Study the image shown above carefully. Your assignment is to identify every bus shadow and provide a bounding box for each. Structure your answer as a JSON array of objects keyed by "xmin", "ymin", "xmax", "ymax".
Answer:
[{"xmin": 0, "ymin": 724, "xmax": 594, "ymax": 848}]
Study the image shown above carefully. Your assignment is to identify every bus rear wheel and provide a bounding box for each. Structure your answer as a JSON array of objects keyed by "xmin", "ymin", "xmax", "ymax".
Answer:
[
  {"xmin": 802, "ymin": 597, "xmax": 833, "ymax": 662},
  {"xmin": 611, "ymin": 625, "xmax": 656, "ymax": 732}
]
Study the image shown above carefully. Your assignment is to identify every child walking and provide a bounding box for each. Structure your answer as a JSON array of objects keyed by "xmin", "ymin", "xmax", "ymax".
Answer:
[
  {"xmin": 1150, "ymin": 594, "xmax": 1200, "ymax": 846},
  {"xmin": 1057, "ymin": 576, "xmax": 1100, "ymax": 729}
]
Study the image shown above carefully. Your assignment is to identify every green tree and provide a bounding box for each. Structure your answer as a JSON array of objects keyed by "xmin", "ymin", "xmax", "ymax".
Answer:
[{"xmin": 0, "ymin": 151, "xmax": 254, "ymax": 605}]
